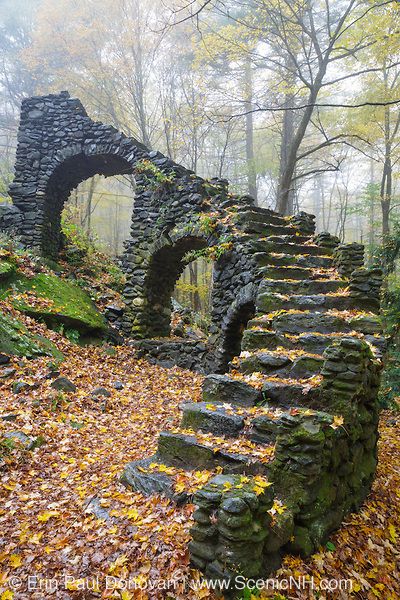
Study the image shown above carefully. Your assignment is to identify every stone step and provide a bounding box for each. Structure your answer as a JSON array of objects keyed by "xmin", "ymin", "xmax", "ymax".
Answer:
[
  {"xmin": 246, "ymin": 238, "xmax": 330, "ymax": 256},
  {"xmin": 266, "ymin": 242, "xmax": 334, "ymax": 257},
  {"xmin": 254, "ymin": 253, "xmax": 333, "ymax": 270},
  {"xmin": 237, "ymin": 350, "xmax": 324, "ymax": 378},
  {"xmin": 157, "ymin": 431, "xmax": 272, "ymax": 475},
  {"xmin": 181, "ymin": 402, "xmax": 246, "ymax": 438},
  {"xmin": 264, "ymin": 234, "xmax": 312, "ymax": 245},
  {"xmin": 249, "ymin": 311, "xmax": 381, "ymax": 336},
  {"xmin": 121, "ymin": 457, "xmax": 188, "ymax": 503},
  {"xmin": 242, "ymin": 329, "xmax": 386, "ymax": 356},
  {"xmin": 234, "ymin": 208, "xmax": 287, "ymax": 226},
  {"xmin": 258, "ymin": 266, "xmax": 319, "ymax": 280},
  {"xmin": 258, "ymin": 278, "xmax": 345, "ymax": 295},
  {"xmin": 256, "ymin": 292, "xmax": 379, "ymax": 314},
  {"xmin": 202, "ymin": 374, "xmax": 261, "ymax": 407},
  {"xmin": 239, "ymin": 221, "xmax": 298, "ymax": 237},
  {"xmin": 180, "ymin": 401, "xmax": 327, "ymax": 447},
  {"xmin": 261, "ymin": 379, "xmax": 322, "ymax": 409}
]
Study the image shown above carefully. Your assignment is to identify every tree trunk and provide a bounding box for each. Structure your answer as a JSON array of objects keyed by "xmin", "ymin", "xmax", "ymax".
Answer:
[
  {"xmin": 381, "ymin": 74, "xmax": 392, "ymax": 238},
  {"xmin": 368, "ymin": 158, "xmax": 375, "ymax": 261},
  {"xmin": 86, "ymin": 178, "xmax": 96, "ymax": 236},
  {"xmin": 189, "ymin": 261, "xmax": 202, "ymax": 313},
  {"xmin": 278, "ymin": 89, "xmax": 296, "ymax": 214},
  {"xmin": 244, "ymin": 57, "xmax": 257, "ymax": 201}
]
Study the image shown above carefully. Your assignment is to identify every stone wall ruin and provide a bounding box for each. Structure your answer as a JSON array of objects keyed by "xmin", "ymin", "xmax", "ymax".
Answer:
[{"xmin": 3, "ymin": 92, "xmax": 386, "ymax": 588}]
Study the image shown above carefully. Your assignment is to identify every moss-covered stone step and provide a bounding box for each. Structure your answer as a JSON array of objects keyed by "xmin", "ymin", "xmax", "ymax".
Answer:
[
  {"xmin": 234, "ymin": 208, "xmax": 287, "ymax": 226},
  {"xmin": 0, "ymin": 310, "xmax": 63, "ymax": 359},
  {"xmin": 258, "ymin": 278, "xmax": 344, "ymax": 295},
  {"xmin": 249, "ymin": 410, "xmax": 322, "ymax": 445},
  {"xmin": 239, "ymin": 221, "xmax": 298, "ymax": 237},
  {"xmin": 253, "ymin": 253, "xmax": 333, "ymax": 269},
  {"xmin": 261, "ymin": 379, "xmax": 321, "ymax": 408},
  {"xmin": 249, "ymin": 312, "xmax": 381, "ymax": 336},
  {"xmin": 0, "ymin": 260, "xmax": 16, "ymax": 281},
  {"xmin": 245, "ymin": 239, "xmax": 331, "ymax": 258},
  {"xmin": 237, "ymin": 350, "xmax": 324, "ymax": 378},
  {"xmin": 242, "ymin": 329, "xmax": 289, "ymax": 351},
  {"xmin": 265, "ymin": 234, "xmax": 311, "ymax": 245},
  {"xmin": 267, "ymin": 241, "xmax": 334, "ymax": 257},
  {"xmin": 242, "ymin": 329, "xmax": 385, "ymax": 356},
  {"xmin": 256, "ymin": 292, "xmax": 378, "ymax": 314},
  {"xmin": 181, "ymin": 401, "xmax": 321, "ymax": 446},
  {"xmin": 121, "ymin": 456, "xmax": 188, "ymax": 503},
  {"xmin": 157, "ymin": 431, "xmax": 272, "ymax": 475},
  {"xmin": 202, "ymin": 373, "xmax": 261, "ymax": 406},
  {"xmin": 181, "ymin": 402, "xmax": 246, "ymax": 437},
  {"xmin": 258, "ymin": 266, "xmax": 317, "ymax": 280}
]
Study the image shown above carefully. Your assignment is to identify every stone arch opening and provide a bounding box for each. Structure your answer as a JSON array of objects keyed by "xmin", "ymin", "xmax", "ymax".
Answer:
[
  {"xmin": 219, "ymin": 300, "xmax": 256, "ymax": 372},
  {"xmin": 43, "ymin": 153, "xmax": 134, "ymax": 258},
  {"xmin": 173, "ymin": 257, "xmax": 213, "ymax": 325},
  {"xmin": 216, "ymin": 283, "xmax": 259, "ymax": 373},
  {"xmin": 143, "ymin": 236, "xmax": 209, "ymax": 338}
]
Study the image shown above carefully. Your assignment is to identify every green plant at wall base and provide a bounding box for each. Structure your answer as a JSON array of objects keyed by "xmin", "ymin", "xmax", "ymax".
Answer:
[
  {"xmin": 135, "ymin": 159, "xmax": 175, "ymax": 186},
  {"xmin": 61, "ymin": 214, "xmax": 95, "ymax": 256}
]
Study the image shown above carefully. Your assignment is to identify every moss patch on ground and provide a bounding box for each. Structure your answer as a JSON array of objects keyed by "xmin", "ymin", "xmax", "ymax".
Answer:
[
  {"xmin": 0, "ymin": 310, "xmax": 63, "ymax": 359},
  {"xmin": 0, "ymin": 271, "xmax": 107, "ymax": 334}
]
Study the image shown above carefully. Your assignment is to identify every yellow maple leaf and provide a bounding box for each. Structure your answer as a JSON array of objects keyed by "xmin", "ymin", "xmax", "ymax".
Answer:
[
  {"xmin": 127, "ymin": 509, "xmax": 140, "ymax": 521},
  {"xmin": 1, "ymin": 591, "xmax": 14, "ymax": 600},
  {"xmin": 3, "ymin": 482, "xmax": 16, "ymax": 491},
  {"xmin": 252, "ymin": 475, "xmax": 272, "ymax": 495},
  {"xmin": 175, "ymin": 482, "xmax": 186, "ymax": 493},
  {"xmin": 109, "ymin": 554, "xmax": 128, "ymax": 573},
  {"xmin": 330, "ymin": 415, "xmax": 345, "ymax": 429},
  {"xmin": 9, "ymin": 554, "xmax": 22, "ymax": 568},
  {"xmin": 37, "ymin": 510, "xmax": 59, "ymax": 522},
  {"xmin": 388, "ymin": 523, "xmax": 397, "ymax": 543},
  {"xmin": 27, "ymin": 532, "xmax": 43, "ymax": 544}
]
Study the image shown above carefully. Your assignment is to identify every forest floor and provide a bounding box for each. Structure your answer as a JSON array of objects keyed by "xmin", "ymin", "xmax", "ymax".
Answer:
[{"xmin": 0, "ymin": 326, "xmax": 399, "ymax": 600}]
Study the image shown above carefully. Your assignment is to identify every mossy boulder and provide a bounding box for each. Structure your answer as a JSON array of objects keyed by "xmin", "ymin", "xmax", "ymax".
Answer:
[
  {"xmin": 0, "ymin": 271, "xmax": 107, "ymax": 335},
  {"xmin": 0, "ymin": 310, "xmax": 63, "ymax": 359},
  {"xmin": 0, "ymin": 260, "xmax": 16, "ymax": 281}
]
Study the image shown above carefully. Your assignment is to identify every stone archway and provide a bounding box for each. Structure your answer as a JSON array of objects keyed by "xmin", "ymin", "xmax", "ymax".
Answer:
[
  {"xmin": 141, "ymin": 235, "xmax": 209, "ymax": 338},
  {"xmin": 6, "ymin": 92, "xmax": 267, "ymax": 354},
  {"xmin": 215, "ymin": 283, "xmax": 258, "ymax": 373},
  {"xmin": 8, "ymin": 92, "xmax": 150, "ymax": 255},
  {"xmin": 42, "ymin": 152, "xmax": 134, "ymax": 257}
]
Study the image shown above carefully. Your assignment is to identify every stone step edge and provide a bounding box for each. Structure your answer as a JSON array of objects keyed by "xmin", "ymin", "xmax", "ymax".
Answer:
[
  {"xmin": 157, "ymin": 431, "xmax": 274, "ymax": 475},
  {"xmin": 241, "ymin": 328, "xmax": 386, "ymax": 351}
]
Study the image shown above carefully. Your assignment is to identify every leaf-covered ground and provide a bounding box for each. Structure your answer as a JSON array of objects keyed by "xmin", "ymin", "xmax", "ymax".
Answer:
[{"xmin": 0, "ymin": 322, "xmax": 399, "ymax": 599}]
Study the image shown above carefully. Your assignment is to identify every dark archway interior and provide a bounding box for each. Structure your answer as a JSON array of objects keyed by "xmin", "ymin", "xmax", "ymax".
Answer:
[
  {"xmin": 219, "ymin": 300, "xmax": 256, "ymax": 372},
  {"xmin": 43, "ymin": 153, "xmax": 133, "ymax": 258},
  {"xmin": 145, "ymin": 236, "xmax": 208, "ymax": 338}
]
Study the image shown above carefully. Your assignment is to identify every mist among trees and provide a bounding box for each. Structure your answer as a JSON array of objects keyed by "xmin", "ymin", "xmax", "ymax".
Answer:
[{"xmin": 0, "ymin": 0, "xmax": 399, "ymax": 251}]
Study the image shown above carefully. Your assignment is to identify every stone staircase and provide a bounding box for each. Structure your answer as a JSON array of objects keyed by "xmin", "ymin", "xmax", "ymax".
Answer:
[{"xmin": 121, "ymin": 208, "xmax": 384, "ymax": 588}]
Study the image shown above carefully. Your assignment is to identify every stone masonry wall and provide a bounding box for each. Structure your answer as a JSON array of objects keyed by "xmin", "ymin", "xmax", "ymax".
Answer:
[{"xmin": 6, "ymin": 92, "xmax": 280, "ymax": 370}]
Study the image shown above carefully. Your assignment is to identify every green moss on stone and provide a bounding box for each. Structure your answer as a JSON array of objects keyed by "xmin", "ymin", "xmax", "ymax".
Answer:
[
  {"xmin": 0, "ymin": 271, "xmax": 107, "ymax": 334},
  {"xmin": 0, "ymin": 260, "xmax": 16, "ymax": 281},
  {"xmin": 0, "ymin": 310, "xmax": 63, "ymax": 360}
]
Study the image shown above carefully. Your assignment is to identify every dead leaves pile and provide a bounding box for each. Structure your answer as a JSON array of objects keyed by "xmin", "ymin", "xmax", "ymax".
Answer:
[
  {"xmin": 0, "ymin": 331, "xmax": 398, "ymax": 599},
  {"xmin": 0, "ymin": 342, "xmax": 208, "ymax": 599}
]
